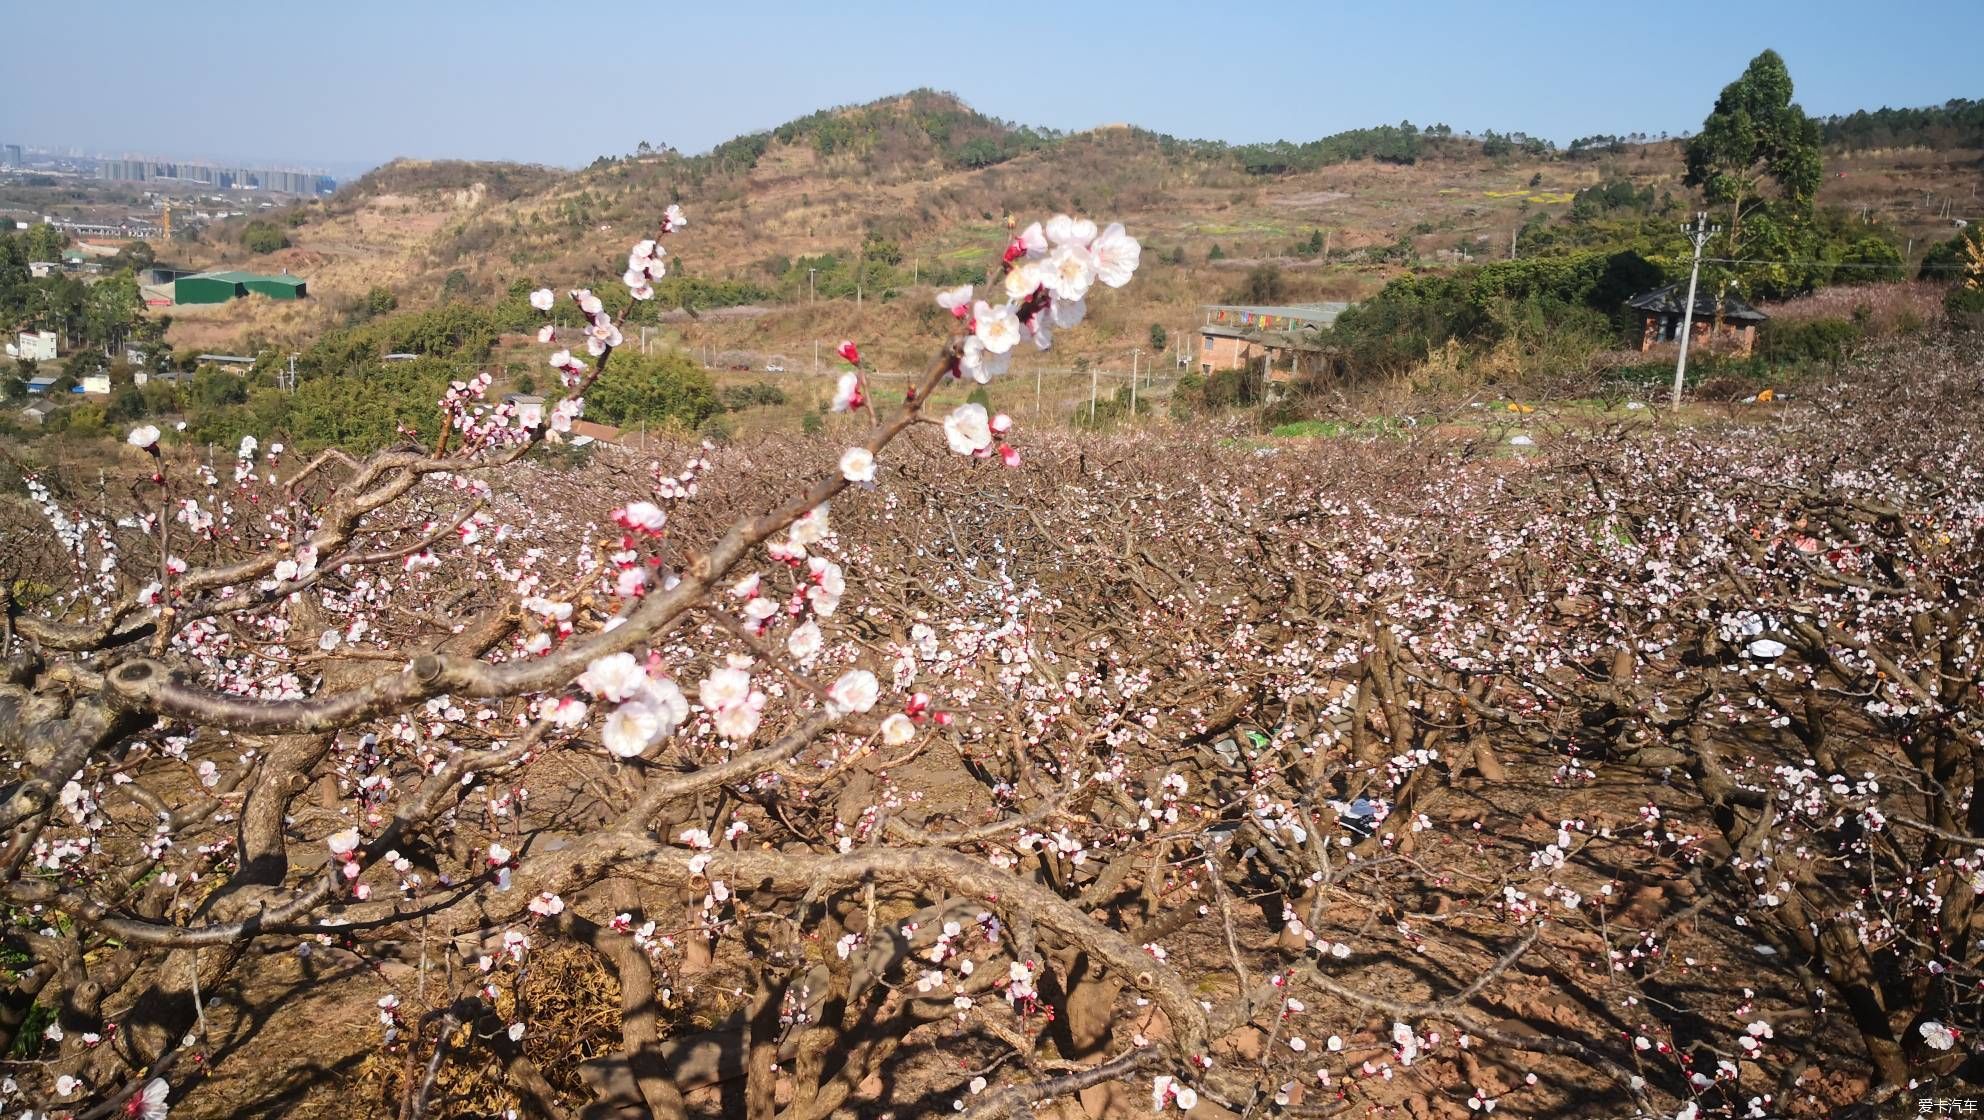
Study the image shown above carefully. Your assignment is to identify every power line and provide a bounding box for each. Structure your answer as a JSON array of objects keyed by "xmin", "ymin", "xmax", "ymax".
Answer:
[{"xmin": 1701, "ymin": 257, "xmax": 1972, "ymax": 271}]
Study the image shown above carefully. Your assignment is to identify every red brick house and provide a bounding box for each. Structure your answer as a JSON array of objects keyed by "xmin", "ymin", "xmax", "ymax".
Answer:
[{"xmin": 1628, "ymin": 285, "xmax": 1768, "ymax": 355}]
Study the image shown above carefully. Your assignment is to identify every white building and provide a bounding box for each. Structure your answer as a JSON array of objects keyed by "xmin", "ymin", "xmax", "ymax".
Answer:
[
  {"xmin": 80, "ymin": 374, "xmax": 111, "ymax": 395},
  {"xmin": 14, "ymin": 331, "xmax": 57, "ymax": 361}
]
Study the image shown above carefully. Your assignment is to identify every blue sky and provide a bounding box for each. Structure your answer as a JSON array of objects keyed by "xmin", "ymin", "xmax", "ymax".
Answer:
[{"xmin": 4, "ymin": 0, "xmax": 1978, "ymax": 173}]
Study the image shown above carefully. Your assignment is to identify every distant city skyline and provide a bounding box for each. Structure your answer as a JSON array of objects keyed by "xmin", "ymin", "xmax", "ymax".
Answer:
[
  {"xmin": 3, "ymin": 0, "xmax": 1979, "ymax": 172},
  {"xmin": 0, "ymin": 143, "xmax": 354, "ymax": 179}
]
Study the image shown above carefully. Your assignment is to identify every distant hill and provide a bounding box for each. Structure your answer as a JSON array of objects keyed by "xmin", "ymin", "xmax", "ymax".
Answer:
[
  {"xmin": 334, "ymin": 160, "xmax": 564, "ymax": 208},
  {"xmin": 164, "ymin": 91, "xmax": 1984, "ymax": 366}
]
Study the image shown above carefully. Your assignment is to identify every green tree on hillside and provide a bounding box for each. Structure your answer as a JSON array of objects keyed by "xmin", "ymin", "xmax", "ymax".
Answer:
[
  {"xmin": 109, "ymin": 240, "xmax": 156, "ymax": 272},
  {"xmin": 1683, "ymin": 49, "xmax": 1822, "ymax": 253},
  {"xmin": 1835, "ymin": 237, "xmax": 1904, "ymax": 284},
  {"xmin": 241, "ymin": 222, "xmax": 289, "ymax": 254},
  {"xmin": 1233, "ymin": 264, "xmax": 1287, "ymax": 304},
  {"xmin": 83, "ymin": 273, "xmax": 140, "ymax": 354},
  {"xmin": 22, "ymin": 223, "xmax": 66, "ymax": 263},
  {"xmin": 584, "ymin": 349, "xmax": 721, "ymax": 430},
  {"xmin": 0, "ymin": 231, "xmax": 31, "ymax": 318}
]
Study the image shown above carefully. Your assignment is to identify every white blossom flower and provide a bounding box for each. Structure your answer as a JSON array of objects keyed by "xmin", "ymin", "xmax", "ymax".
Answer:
[
  {"xmin": 790, "ymin": 503, "xmax": 830, "ymax": 545},
  {"xmin": 880, "ymin": 713, "xmax": 916, "ymax": 745},
  {"xmin": 327, "ymin": 828, "xmax": 361, "ymax": 856},
  {"xmin": 1920, "ymin": 1020, "xmax": 1957, "ymax": 1050},
  {"xmin": 1045, "ymin": 214, "xmax": 1097, "ymax": 246},
  {"xmin": 577, "ymin": 652, "xmax": 648, "ymax": 702},
  {"xmin": 128, "ymin": 425, "xmax": 161, "ymax": 449},
  {"xmin": 936, "ymin": 284, "xmax": 972, "ymax": 312},
  {"xmin": 840, "ymin": 447, "xmax": 876, "ymax": 483},
  {"xmin": 529, "ymin": 288, "xmax": 555, "ymax": 311},
  {"xmin": 972, "ymin": 301, "xmax": 1022, "ymax": 355},
  {"xmin": 602, "ymin": 698, "xmax": 667, "ymax": 758},
  {"xmin": 959, "ymin": 336, "xmax": 1012, "ymax": 383},
  {"xmin": 616, "ymin": 501, "xmax": 667, "ymax": 532},
  {"xmin": 699, "ymin": 667, "xmax": 752, "ymax": 712},
  {"xmin": 1003, "ymin": 260, "xmax": 1043, "ymax": 301},
  {"xmin": 828, "ymin": 669, "xmax": 880, "ymax": 715},
  {"xmin": 135, "ymin": 1077, "xmax": 170, "ymax": 1120},
  {"xmin": 787, "ymin": 620, "xmax": 823, "ymax": 660},
  {"xmin": 714, "ymin": 700, "xmax": 763, "ymax": 740},
  {"xmin": 944, "ymin": 403, "xmax": 993, "ymax": 456},
  {"xmin": 1089, "ymin": 222, "xmax": 1141, "ymax": 287},
  {"xmin": 830, "ymin": 371, "xmax": 864, "ymax": 412},
  {"xmin": 1040, "ymin": 241, "xmax": 1097, "ymax": 302}
]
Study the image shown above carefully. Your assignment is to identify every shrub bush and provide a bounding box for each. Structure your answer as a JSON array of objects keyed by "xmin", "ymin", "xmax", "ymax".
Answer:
[
  {"xmin": 1945, "ymin": 284, "xmax": 1984, "ymax": 330},
  {"xmin": 1759, "ymin": 317, "xmax": 1863, "ymax": 365},
  {"xmin": 241, "ymin": 223, "xmax": 289, "ymax": 254}
]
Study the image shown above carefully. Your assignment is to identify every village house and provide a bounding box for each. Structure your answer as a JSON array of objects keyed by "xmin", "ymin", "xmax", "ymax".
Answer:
[
  {"xmin": 1627, "ymin": 284, "xmax": 1768, "ymax": 355},
  {"xmin": 567, "ymin": 420, "xmax": 622, "ymax": 448},
  {"xmin": 1197, "ymin": 303, "xmax": 1350, "ymax": 383},
  {"xmin": 11, "ymin": 330, "xmax": 58, "ymax": 362}
]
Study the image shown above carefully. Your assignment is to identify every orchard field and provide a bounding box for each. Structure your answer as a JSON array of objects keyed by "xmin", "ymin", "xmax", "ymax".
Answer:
[{"xmin": 2, "ymin": 199, "xmax": 1982, "ymax": 1120}]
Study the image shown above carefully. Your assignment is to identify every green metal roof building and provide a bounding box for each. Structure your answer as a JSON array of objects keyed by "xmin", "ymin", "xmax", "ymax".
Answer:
[
  {"xmin": 243, "ymin": 274, "xmax": 307, "ymax": 300},
  {"xmin": 172, "ymin": 271, "xmax": 309, "ymax": 305}
]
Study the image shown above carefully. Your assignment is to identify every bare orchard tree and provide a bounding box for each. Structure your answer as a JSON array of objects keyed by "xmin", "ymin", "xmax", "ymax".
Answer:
[
  {"xmin": 0, "ymin": 212, "xmax": 1207, "ymax": 1119},
  {"xmin": 1, "ymin": 198, "xmax": 1979, "ymax": 1120}
]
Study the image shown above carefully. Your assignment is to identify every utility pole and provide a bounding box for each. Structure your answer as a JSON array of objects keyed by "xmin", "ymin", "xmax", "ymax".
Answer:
[
  {"xmin": 1130, "ymin": 349, "xmax": 1140, "ymax": 418},
  {"xmin": 1089, "ymin": 363, "xmax": 1098, "ymax": 425},
  {"xmin": 1671, "ymin": 211, "xmax": 1719, "ymax": 412},
  {"xmin": 1510, "ymin": 227, "xmax": 1518, "ymax": 259},
  {"xmin": 812, "ymin": 338, "xmax": 819, "ymax": 375},
  {"xmin": 807, "ymin": 268, "xmax": 817, "ymax": 305}
]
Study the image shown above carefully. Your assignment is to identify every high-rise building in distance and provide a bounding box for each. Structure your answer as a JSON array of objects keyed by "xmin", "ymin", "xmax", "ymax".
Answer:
[{"xmin": 97, "ymin": 159, "xmax": 334, "ymax": 195}]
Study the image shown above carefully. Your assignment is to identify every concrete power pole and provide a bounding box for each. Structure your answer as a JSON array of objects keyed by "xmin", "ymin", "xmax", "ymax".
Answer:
[
  {"xmin": 1130, "ymin": 349, "xmax": 1140, "ymax": 418},
  {"xmin": 1089, "ymin": 364, "xmax": 1098, "ymax": 425},
  {"xmin": 1670, "ymin": 212, "xmax": 1720, "ymax": 412}
]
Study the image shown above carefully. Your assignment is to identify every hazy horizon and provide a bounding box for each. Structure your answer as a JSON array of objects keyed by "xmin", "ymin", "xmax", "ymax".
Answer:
[{"xmin": 3, "ymin": 0, "xmax": 1980, "ymax": 174}]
